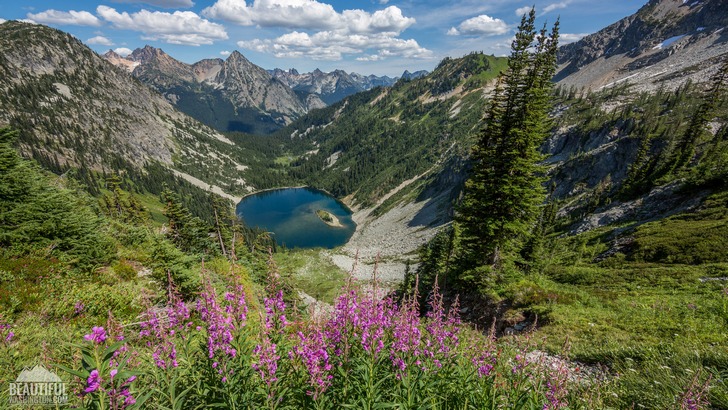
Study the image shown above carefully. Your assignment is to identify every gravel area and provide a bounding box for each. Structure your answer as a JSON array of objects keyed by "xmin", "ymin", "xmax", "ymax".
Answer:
[{"xmin": 327, "ymin": 187, "xmax": 452, "ymax": 284}]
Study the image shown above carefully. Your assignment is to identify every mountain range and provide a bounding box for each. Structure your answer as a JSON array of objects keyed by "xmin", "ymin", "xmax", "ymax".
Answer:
[{"xmin": 104, "ymin": 46, "xmax": 424, "ymax": 134}]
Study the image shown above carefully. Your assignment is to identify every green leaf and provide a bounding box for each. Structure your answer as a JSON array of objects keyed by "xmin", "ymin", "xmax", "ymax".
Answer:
[
  {"xmin": 102, "ymin": 340, "xmax": 126, "ymax": 362},
  {"xmin": 54, "ymin": 363, "xmax": 88, "ymax": 380}
]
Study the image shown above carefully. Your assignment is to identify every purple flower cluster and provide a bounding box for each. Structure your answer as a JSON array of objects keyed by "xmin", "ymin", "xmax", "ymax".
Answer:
[
  {"xmin": 422, "ymin": 282, "xmax": 461, "ymax": 371},
  {"xmin": 252, "ymin": 281, "xmax": 287, "ymax": 388},
  {"xmin": 83, "ymin": 368, "xmax": 137, "ymax": 408},
  {"xmin": 0, "ymin": 320, "xmax": 13, "ymax": 343},
  {"xmin": 197, "ymin": 283, "xmax": 247, "ymax": 359},
  {"xmin": 320, "ymin": 276, "xmax": 463, "ymax": 379},
  {"xmin": 74, "ymin": 301, "xmax": 85, "ymax": 315},
  {"xmin": 108, "ymin": 368, "xmax": 137, "ymax": 409},
  {"xmin": 325, "ymin": 285, "xmax": 397, "ymax": 360},
  {"xmin": 467, "ymin": 328, "xmax": 498, "ymax": 379},
  {"xmin": 252, "ymin": 338, "xmax": 280, "ymax": 387},
  {"xmin": 139, "ymin": 296, "xmax": 190, "ymax": 369},
  {"xmin": 390, "ymin": 294, "xmax": 422, "ymax": 375},
  {"xmin": 291, "ymin": 328, "xmax": 333, "ymax": 398},
  {"xmin": 263, "ymin": 289, "xmax": 287, "ymax": 333},
  {"xmin": 84, "ymin": 327, "xmax": 108, "ymax": 344},
  {"xmin": 84, "ymin": 370, "xmax": 101, "ymax": 394}
]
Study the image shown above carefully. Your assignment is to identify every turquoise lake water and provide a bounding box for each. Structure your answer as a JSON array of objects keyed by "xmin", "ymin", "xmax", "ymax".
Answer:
[{"xmin": 236, "ymin": 187, "xmax": 356, "ymax": 249}]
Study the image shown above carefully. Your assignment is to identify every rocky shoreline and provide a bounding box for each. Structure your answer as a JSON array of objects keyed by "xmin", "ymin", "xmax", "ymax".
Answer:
[{"xmin": 327, "ymin": 187, "xmax": 452, "ymax": 284}]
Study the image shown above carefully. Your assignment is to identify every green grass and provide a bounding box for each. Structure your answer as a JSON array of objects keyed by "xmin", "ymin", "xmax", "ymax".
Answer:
[
  {"xmin": 135, "ymin": 192, "xmax": 168, "ymax": 225},
  {"xmin": 274, "ymin": 154, "xmax": 297, "ymax": 166},
  {"xmin": 631, "ymin": 192, "xmax": 728, "ymax": 264},
  {"xmin": 274, "ymin": 249, "xmax": 348, "ymax": 304},
  {"xmin": 495, "ymin": 191, "xmax": 728, "ymax": 407}
]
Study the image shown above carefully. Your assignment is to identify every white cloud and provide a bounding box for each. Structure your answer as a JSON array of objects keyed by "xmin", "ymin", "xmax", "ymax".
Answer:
[
  {"xmin": 515, "ymin": 6, "xmax": 531, "ymax": 17},
  {"xmin": 542, "ymin": 1, "xmax": 570, "ymax": 14},
  {"xmin": 203, "ymin": 1, "xmax": 414, "ymax": 34},
  {"xmin": 238, "ymin": 30, "xmax": 431, "ymax": 61},
  {"xmin": 378, "ymin": 0, "xmax": 389, "ymax": 4},
  {"xmin": 97, "ymin": 6, "xmax": 228, "ymax": 46},
  {"xmin": 212, "ymin": 1, "xmax": 424, "ymax": 62},
  {"xmin": 560, "ymin": 33, "xmax": 589, "ymax": 44},
  {"xmin": 448, "ymin": 14, "xmax": 509, "ymax": 36},
  {"xmin": 356, "ymin": 54, "xmax": 383, "ymax": 61},
  {"xmin": 27, "ymin": 9, "xmax": 101, "ymax": 26},
  {"xmin": 86, "ymin": 35, "xmax": 114, "ymax": 46},
  {"xmin": 220, "ymin": 50, "xmax": 231, "ymax": 56},
  {"xmin": 111, "ymin": 0, "xmax": 195, "ymax": 7},
  {"xmin": 114, "ymin": 47, "xmax": 133, "ymax": 56}
]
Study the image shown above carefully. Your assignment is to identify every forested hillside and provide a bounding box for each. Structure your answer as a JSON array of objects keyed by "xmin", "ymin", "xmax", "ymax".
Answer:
[{"xmin": 276, "ymin": 52, "xmax": 508, "ymax": 207}]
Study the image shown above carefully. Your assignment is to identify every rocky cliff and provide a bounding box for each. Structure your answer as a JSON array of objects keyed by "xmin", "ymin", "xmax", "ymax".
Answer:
[{"xmin": 555, "ymin": 0, "xmax": 728, "ymax": 92}]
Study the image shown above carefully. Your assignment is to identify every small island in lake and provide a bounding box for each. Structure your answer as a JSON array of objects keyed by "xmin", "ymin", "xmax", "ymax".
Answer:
[{"xmin": 315, "ymin": 209, "xmax": 344, "ymax": 228}]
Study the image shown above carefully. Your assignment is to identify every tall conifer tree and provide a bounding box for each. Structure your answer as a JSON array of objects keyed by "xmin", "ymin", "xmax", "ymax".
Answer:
[{"xmin": 457, "ymin": 9, "xmax": 559, "ymax": 271}]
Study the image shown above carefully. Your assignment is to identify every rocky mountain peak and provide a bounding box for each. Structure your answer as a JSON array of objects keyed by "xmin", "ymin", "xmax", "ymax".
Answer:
[
  {"xmin": 129, "ymin": 45, "xmax": 171, "ymax": 64},
  {"xmin": 103, "ymin": 49, "xmax": 121, "ymax": 59},
  {"xmin": 555, "ymin": 0, "xmax": 728, "ymax": 92},
  {"xmin": 226, "ymin": 50, "xmax": 252, "ymax": 64}
]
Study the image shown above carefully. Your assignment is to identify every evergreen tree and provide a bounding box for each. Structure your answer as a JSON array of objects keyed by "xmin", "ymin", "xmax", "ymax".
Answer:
[
  {"xmin": 161, "ymin": 189, "xmax": 215, "ymax": 255},
  {"xmin": 456, "ymin": 9, "xmax": 559, "ymax": 273},
  {"xmin": 0, "ymin": 127, "xmax": 114, "ymax": 270},
  {"xmin": 666, "ymin": 57, "xmax": 728, "ymax": 175}
]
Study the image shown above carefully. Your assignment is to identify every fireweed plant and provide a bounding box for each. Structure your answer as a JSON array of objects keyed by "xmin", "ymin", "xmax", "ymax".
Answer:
[{"xmin": 58, "ymin": 261, "xmax": 713, "ymax": 409}]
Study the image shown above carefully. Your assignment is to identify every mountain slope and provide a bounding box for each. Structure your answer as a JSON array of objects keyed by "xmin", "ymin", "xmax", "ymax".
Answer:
[
  {"xmin": 0, "ymin": 21, "xmax": 253, "ymax": 203},
  {"xmin": 106, "ymin": 47, "xmax": 321, "ymax": 134},
  {"xmin": 555, "ymin": 0, "xmax": 728, "ymax": 92}
]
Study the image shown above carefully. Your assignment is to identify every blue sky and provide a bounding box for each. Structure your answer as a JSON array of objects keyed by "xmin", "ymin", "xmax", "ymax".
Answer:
[{"xmin": 0, "ymin": 0, "xmax": 642, "ymax": 76}]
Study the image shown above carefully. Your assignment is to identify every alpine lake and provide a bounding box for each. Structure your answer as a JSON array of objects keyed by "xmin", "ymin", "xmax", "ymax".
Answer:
[{"xmin": 236, "ymin": 187, "xmax": 356, "ymax": 249}]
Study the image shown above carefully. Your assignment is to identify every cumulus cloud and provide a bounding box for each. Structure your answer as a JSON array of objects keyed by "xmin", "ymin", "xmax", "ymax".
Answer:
[
  {"xmin": 114, "ymin": 47, "xmax": 133, "ymax": 56},
  {"xmin": 220, "ymin": 50, "xmax": 231, "ymax": 55},
  {"xmin": 111, "ymin": 0, "xmax": 195, "ymax": 7},
  {"xmin": 238, "ymin": 30, "xmax": 431, "ymax": 61},
  {"xmin": 27, "ymin": 9, "xmax": 101, "ymax": 26},
  {"xmin": 356, "ymin": 54, "xmax": 383, "ymax": 61},
  {"xmin": 447, "ymin": 14, "xmax": 509, "ymax": 36},
  {"xmin": 560, "ymin": 33, "xmax": 589, "ymax": 44},
  {"xmin": 515, "ymin": 6, "xmax": 531, "ymax": 17},
  {"xmin": 86, "ymin": 36, "xmax": 114, "ymax": 46},
  {"xmin": 97, "ymin": 6, "xmax": 228, "ymax": 46},
  {"xmin": 203, "ymin": 1, "xmax": 414, "ymax": 34},
  {"xmin": 212, "ymin": 1, "xmax": 426, "ymax": 62},
  {"xmin": 542, "ymin": 1, "xmax": 570, "ymax": 14}
]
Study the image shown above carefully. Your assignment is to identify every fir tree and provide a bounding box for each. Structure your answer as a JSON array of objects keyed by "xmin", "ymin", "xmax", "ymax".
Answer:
[
  {"xmin": 0, "ymin": 127, "xmax": 114, "ymax": 270},
  {"xmin": 161, "ymin": 189, "xmax": 214, "ymax": 255},
  {"xmin": 456, "ymin": 9, "xmax": 559, "ymax": 272},
  {"xmin": 667, "ymin": 57, "xmax": 728, "ymax": 175}
]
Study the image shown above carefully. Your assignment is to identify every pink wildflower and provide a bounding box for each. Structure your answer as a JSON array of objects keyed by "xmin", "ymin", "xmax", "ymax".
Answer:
[{"xmin": 84, "ymin": 327, "xmax": 107, "ymax": 344}]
